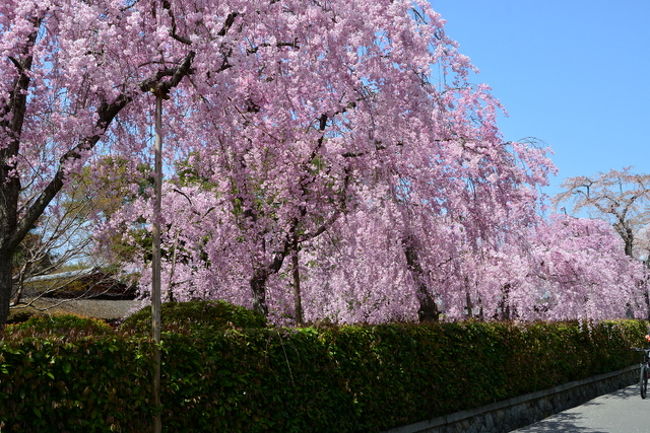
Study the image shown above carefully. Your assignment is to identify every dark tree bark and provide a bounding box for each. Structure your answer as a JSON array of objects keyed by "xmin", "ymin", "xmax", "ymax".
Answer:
[
  {"xmin": 0, "ymin": 256, "xmax": 12, "ymax": 327},
  {"xmin": 403, "ymin": 234, "xmax": 439, "ymax": 322},
  {"xmin": 497, "ymin": 283, "xmax": 512, "ymax": 321},
  {"xmin": 0, "ymin": 22, "xmax": 38, "ymax": 328},
  {"xmin": 250, "ymin": 269, "xmax": 271, "ymax": 317},
  {"xmin": 624, "ymin": 227, "xmax": 634, "ymax": 257},
  {"xmin": 291, "ymin": 235, "xmax": 304, "ymax": 326}
]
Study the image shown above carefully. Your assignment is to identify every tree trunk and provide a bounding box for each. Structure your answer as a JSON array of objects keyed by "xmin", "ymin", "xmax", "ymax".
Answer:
[
  {"xmin": 402, "ymin": 235, "xmax": 439, "ymax": 322},
  {"xmin": 0, "ymin": 254, "xmax": 12, "ymax": 327},
  {"xmin": 249, "ymin": 241, "xmax": 291, "ymax": 318},
  {"xmin": 0, "ymin": 177, "xmax": 19, "ymax": 326},
  {"xmin": 465, "ymin": 289, "xmax": 473, "ymax": 319},
  {"xmin": 0, "ymin": 133, "xmax": 21, "ymax": 327},
  {"xmin": 625, "ymin": 237, "xmax": 634, "ymax": 257},
  {"xmin": 250, "ymin": 269, "xmax": 269, "ymax": 317},
  {"xmin": 498, "ymin": 283, "xmax": 512, "ymax": 321},
  {"xmin": 290, "ymin": 222, "xmax": 304, "ymax": 326},
  {"xmin": 417, "ymin": 292, "xmax": 439, "ymax": 322},
  {"xmin": 0, "ymin": 23, "xmax": 37, "ymax": 327},
  {"xmin": 292, "ymin": 244, "xmax": 304, "ymax": 326}
]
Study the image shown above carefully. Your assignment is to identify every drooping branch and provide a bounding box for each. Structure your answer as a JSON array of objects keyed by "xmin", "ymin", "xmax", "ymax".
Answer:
[{"xmin": 8, "ymin": 95, "xmax": 131, "ymax": 252}]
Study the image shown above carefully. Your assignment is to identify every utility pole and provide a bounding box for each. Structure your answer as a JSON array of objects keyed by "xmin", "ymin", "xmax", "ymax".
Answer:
[{"xmin": 152, "ymin": 94, "xmax": 163, "ymax": 433}]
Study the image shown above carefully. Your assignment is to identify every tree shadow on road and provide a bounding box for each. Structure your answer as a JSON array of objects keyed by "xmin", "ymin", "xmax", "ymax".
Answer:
[
  {"xmin": 513, "ymin": 385, "xmax": 640, "ymax": 432},
  {"xmin": 514, "ymin": 412, "xmax": 608, "ymax": 433},
  {"xmin": 603, "ymin": 385, "xmax": 638, "ymax": 400},
  {"xmin": 575, "ymin": 384, "xmax": 639, "ymax": 408}
]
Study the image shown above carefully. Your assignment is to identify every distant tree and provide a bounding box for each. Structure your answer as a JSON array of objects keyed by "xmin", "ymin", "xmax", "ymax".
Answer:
[{"xmin": 554, "ymin": 168, "xmax": 650, "ymax": 258}]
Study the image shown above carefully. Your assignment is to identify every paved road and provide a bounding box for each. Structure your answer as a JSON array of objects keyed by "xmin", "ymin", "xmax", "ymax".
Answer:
[{"xmin": 511, "ymin": 384, "xmax": 650, "ymax": 433}]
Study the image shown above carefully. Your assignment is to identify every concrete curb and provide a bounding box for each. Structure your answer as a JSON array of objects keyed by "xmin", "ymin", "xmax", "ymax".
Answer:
[{"xmin": 381, "ymin": 365, "xmax": 639, "ymax": 433}]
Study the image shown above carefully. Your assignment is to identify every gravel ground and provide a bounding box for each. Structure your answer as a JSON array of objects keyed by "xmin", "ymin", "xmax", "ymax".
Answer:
[{"xmin": 18, "ymin": 298, "xmax": 143, "ymax": 320}]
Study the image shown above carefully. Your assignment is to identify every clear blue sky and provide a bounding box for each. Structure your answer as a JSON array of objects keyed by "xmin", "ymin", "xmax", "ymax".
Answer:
[{"xmin": 430, "ymin": 0, "xmax": 650, "ymax": 199}]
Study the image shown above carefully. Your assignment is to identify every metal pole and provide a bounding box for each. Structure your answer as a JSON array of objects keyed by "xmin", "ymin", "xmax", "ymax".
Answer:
[{"xmin": 152, "ymin": 95, "xmax": 163, "ymax": 433}]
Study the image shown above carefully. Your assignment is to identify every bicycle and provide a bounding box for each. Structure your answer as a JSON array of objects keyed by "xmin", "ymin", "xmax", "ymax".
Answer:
[{"xmin": 631, "ymin": 347, "xmax": 650, "ymax": 399}]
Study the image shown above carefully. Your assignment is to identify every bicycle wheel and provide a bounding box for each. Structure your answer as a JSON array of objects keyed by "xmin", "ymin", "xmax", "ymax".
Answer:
[{"xmin": 640, "ymin": 364, "xmax": 648, "ymax": 399}]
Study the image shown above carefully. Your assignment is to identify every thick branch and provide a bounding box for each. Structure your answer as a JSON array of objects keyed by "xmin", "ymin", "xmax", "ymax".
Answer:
[
  {"xmin": 1, "ymin": 26, "xmax": 39, "ymax": 149},
  {"xmin": 218, "ymin": 12, "xmax": 239, "ymax": 36},
  {"xmin": 8, "ymin": 95, "xmax": 130, "ymax": 252},
  {"xmin": 143, "ymin": 51, "xmax": 196, "ymax": 98},
  {"xmin": 161, "ymin": 0, "xmax": 192, "ymax": 45}
]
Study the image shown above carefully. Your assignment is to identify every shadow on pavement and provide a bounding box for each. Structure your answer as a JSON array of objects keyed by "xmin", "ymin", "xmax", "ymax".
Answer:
[
  {"xmin": 516, "ymin": 412, "xmax": 608, "ymax": 433},
  {"xmin": 576, "ymin": 384, "xmax": 639, "ymax": 407},
  {"xmin": 606, "ymin": 386, "xmax": 638, "ymax": 399}
]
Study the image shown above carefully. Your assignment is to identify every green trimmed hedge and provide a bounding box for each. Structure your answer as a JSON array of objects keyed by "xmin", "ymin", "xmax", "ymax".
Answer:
[
  {"xmin": 0, "ymin": 335, "xmax": 153, "ymax": 432},
  {"xmin": 0, "ymin": 309, "xmax": 646, "ymax": 433},
  {"xmin": 9, "ymin": 314, "xmax": 113, "ymax": 338}
]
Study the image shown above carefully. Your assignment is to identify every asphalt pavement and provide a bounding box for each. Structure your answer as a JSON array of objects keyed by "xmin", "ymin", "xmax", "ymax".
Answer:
[{"xmin": 510, "ymin": 384, "xmax": 650, "ymax": 433}]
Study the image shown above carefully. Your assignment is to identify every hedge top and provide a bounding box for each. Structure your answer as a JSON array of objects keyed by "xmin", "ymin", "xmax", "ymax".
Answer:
[{"xmin": 118, "ymin": 300, "xmax": 267, "ymax": 335}]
